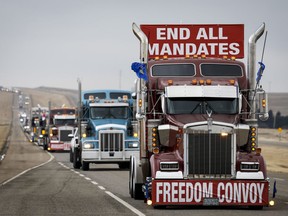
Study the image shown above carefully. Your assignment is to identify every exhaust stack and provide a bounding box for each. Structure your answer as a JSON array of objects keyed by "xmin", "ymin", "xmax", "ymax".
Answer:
[{"xmin": 247, "ymin": 23, "xmax": 265, "ymax": 119}]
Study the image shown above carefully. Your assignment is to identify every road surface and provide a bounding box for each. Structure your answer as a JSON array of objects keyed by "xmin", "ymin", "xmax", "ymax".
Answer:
[{"xmin": 0, "ymin": 92, "xmax": 287, "ymax": 215}]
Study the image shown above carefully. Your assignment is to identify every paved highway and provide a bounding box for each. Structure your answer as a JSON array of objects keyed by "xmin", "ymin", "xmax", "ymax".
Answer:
[{"xmin": 0, "ymin": 92, "xmax": 287, "ymax": 215}]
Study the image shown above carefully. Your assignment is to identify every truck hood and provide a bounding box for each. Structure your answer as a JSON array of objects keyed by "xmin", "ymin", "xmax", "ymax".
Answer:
[
  {"xmin": 90, "ymin": 119, "xmax": 128, "ymax": 131},
  {"xmin": 167, "ymin": 114, "xmax": 238, "ymax": 127}
]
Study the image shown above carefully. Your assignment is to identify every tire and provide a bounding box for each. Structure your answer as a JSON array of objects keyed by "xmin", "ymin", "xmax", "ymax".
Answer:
[
  {"xmin": 73, "ymin": 148, "xmax": 81, "ymax": 169},
  {"xmin": 129, "ymin": 156, "xmax": 144, "ymax": 200},
  {"xmin": 82, "ymin": 161, "xmax": 89, "ymax": 171},
  {"xmin": 69, "ymin": 148, "xmax": 74, "ymax": 163}
]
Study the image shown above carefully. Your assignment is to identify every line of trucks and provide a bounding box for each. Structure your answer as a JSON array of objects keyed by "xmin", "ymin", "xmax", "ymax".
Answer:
[{"xmin": 20, "ymin": 22, "xmax": 275, "ymax": 209}]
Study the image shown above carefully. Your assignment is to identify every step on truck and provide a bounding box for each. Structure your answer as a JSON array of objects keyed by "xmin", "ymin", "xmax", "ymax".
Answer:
[
  {"xmin": 129, "ymin": 23, "xmax": 275, "ymax": 209},
  {"xmin": 72, "ymin": 83, "xmax": 139, "ymax": 171}
]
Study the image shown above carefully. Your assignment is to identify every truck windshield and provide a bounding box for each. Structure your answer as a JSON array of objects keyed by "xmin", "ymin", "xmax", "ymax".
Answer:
[
  {"xmin": 90, "ymin": 107, "xmax": 128, "ymax": 119},
  {"xmin": 166, "ymin": 97, "xmax": 238, "ymax": 115}
]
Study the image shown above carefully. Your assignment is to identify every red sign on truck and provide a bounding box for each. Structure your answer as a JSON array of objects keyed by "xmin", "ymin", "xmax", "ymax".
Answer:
[
  {"xmin": 152, "ymin": 179, "xmax": 269, "ymax": 206},
  {"xmin": 141, "ymin": 24, "xmax": 244, "ymax": 59}
]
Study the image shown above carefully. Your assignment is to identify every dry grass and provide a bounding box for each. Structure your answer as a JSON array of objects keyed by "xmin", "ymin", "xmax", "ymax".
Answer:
[{"xmin": 0, "ymin": 91, "xmax": 13, "ymax": 151}]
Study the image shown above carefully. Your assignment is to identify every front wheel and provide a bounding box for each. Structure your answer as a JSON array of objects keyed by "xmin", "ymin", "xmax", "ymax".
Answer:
[
  {"xmin": 82, "ymin": 161, "xmax": 89, "ymax": 171},
  {"xmin": 73, "ymin": 148, "xmax": 81, "ymax": 169},
  {"xmin": 69, "ymin": 148, "xmax": 74, "ymax": 163}
]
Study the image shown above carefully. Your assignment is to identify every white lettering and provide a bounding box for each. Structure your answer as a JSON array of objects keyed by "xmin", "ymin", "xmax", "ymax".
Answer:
[
  {"xmin": 163, "ymin": 182, "xmax": 171, "ymax": 202},
  {"xmin": 218, "ymin": 182, "xmax": 225, "ymax": 202},
  {"xmin": 219, "ymin": 28, "xmax": 228, "ymax": 39},
  {"xmin": 178, "ymin": 182, "xmax": 186, "ymax": 202},
  {"xmin": 157, "ymin": 28, "xmax": 166, "ymax": 40},
  {"xmin": 209, "ymin": 28, "xmax": 218, "ymax": 40},
  {"xmin": 160, "ymin": 44, "xmax": 172, "ymax": 56},
  {"xmin": 180, "ymin": 28, "xmax": 190, "ymax": 40},
  {"xmin": 225, "ymin": 183, "xmax": 233, "ymax": 203},
  {"xmin": 196, "ymin": 28, "xmax": 208, "ymax": 39},
  {"xmin": 173, "ymin": 43, "xmax": 184, "ymax": 55},
  {"xmin": 257, "ymin": 183, "xmax": 264, "ymax": 204},
  {"xmin": 171, "ymin": 182, "xmax": 178, "ymax": 202},
  {"xmin": 229, "ymin": 43, "xmax": 240, "ymax": 55},
  {"xmin": 185, "ymin": 43, "xmax": 197, "ymax": 55},
  {"xmin": 250, "ymin": 183, "xmax": 257, "ymax": 203},
  {"xmin": 219, "ymin": 43, "xmax": 229, "ymax": 55},
  {"xmin": 197, "ymin": 43, "xmax": 209, "ymax": 55},
  {"xmin": 167, "ymin": 28, "xmax": 177, "ymax": 40},
  {"xmin": 202, "ymin": 183, "xmax": 213, "ymax": 198},
  {"xmin": 156, "ymin": 182, "xmax": 163, "ymax": 202},
  {"xmin": 234, "ymin": 183, "xmax": 242, "ymax": 203},
  {"xmin": 242, "ymin": 183, "xmax": 249, "ymax": 203},
  {"xmin": 149, "ymin": 43, "xmax": 159, "ymax": 55},
  {"xmin": 186, "ymin": 182, "xmax": 193, "ymax": 202},
  {"xmin": 194, "ymin": 182, "xmax": 202, "ymax": 202}
]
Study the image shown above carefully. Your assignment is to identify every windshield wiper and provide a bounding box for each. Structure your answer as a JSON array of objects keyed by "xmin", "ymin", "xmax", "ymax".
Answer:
[{"xmin": 190, "ymin": 102, "xmax": 202, "ymax": 114}]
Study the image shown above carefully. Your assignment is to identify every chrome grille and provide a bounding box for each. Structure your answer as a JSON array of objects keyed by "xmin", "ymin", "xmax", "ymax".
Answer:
[
  {"xmin": 59, "ymin": 130, "xmax": 73, "ymax": 142},
  {"xmin": 187, "ymin": 130, "xmax": 232, "ymax": 178},
  {"xmin": 100, "ymin": 130, "xmax": 124, "ymax": 152}
]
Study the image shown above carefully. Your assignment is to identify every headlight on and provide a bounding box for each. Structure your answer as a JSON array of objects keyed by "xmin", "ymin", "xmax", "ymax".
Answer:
[
  {"xmin": 83, "ymin": 143, "xmax": 94, "ymax": 149},
  {"xmin": 128, "ymin": 142, "xmax": 139, "ymax": 148}
]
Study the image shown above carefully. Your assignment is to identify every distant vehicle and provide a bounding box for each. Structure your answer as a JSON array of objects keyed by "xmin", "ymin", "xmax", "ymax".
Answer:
[{"xmin": 44, "ymin": 107, "xmax": 77, "ymax": 151}]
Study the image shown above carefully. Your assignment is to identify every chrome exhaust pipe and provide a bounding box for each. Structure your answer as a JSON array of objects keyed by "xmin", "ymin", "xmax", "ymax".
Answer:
[{"xmin": 247, "ymin": 23, "xmax": 265, "ymax": 119}]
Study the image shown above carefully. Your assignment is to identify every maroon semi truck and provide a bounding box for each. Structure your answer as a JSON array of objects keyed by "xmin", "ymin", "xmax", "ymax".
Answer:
[{"xmin": 129, "ymin": 23, "xmax": 273, "ymax": 209}]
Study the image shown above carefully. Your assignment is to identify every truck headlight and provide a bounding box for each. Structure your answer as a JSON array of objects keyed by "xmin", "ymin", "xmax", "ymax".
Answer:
[
  {"xmin": 83, "ymin": 143, "xmax": 94, "ymax": 149},
  {"xmin": 128, "ymin": 142, "xmax": 139, "ymax": 148}
]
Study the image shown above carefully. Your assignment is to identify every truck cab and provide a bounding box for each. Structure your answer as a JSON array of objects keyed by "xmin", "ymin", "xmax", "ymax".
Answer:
[{"xmin": 73, "ymin": 89, "xmax": 139, "ymax": 171}]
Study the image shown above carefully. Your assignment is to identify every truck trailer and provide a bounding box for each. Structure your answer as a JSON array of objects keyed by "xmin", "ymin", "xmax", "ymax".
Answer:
[{"xmin": 129, "ymin": 23, "xmax": 273, "ymax": 209}]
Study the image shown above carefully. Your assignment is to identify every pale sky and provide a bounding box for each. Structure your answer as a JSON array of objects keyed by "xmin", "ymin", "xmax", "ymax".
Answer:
[{"xmin": 0, "ymin": 0, "xmax": 287, "ymax": 92}]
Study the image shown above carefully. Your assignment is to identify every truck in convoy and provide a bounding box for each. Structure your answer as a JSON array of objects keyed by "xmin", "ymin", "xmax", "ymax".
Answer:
[
  {"xmin": 30, "ymin": 106, "xmax": 49, "ymax": 144},
  {"xmin": 44, "ymin": 106, "xmax": 77, "ymax": 151},
  {"xmin": 129, "ymin": 23, "xmax": 273, "ymax": 209},
  {"xmin": 72, "ymin": 85, "xmax": 139, "ymax": 171}
]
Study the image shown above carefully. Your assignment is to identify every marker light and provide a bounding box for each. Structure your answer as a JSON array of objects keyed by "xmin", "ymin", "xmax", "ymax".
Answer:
[
  {"xmin": 147, "ymin": 200, "xmax": 153, "ymax": 206},
  {"xmin": 152, "ymin": 147, "xmax": 159, "ymax": 154},
  {"xmin": 192, "ymin": 79, "xmax": 197, "ymax": 85},
  {"xmin": 193, "ymin": 54, "xmax": 198, "ymax": 58},
  {"xmin": 185, "ymin": 54, "xmax": 190, "ymax": 59},
  {"xmin": 229, "ymin": 80, "xmax": 235, "ymax": 85},
  {"xmin": 168, "ymin": 80, "xmax": 173, "ymax": 85},
  {"xmin": 133, "ymin": 132, "xmax": 138, "ymax": 138},
  {"xmin": 199, "ymin": 80, "xmax": 204, "ymax": 85},
  {"xmin": 201, "ymin": 54, "xmax": 206, "ymax": 59},
  {"xmin": 262, "ymin": 99, "xmax": 266, "ymax": 108},
  {"xmin": 154, "ymin": 56, "xmax": 159, "ymax": 60},
  {"xmin": 163, "ymin": 55, "xmax": 168, "ymax": 60},
  {"xmin": 206, "ymin": 79, "xmax": 212, "ymax": 85},
  {"xmin": 269, "ymin": 200, "xmax": 275, "ymax": 207},
  {"xmin": 139, "ymin": 99, "xmax": 142, "ymax": 107},
  {"xmin": 231, "ymin": 56, "xmax": 236, "ymax": 61}
]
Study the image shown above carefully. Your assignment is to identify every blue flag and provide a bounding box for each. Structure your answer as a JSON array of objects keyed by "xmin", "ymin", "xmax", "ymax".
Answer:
[
  {"xmin": 256, "ymin": 62, "xmax": 265, "ymax": 83},
  {"xmin": 131, "ymin": 62, "xmax": 148, "ymax": 81}
]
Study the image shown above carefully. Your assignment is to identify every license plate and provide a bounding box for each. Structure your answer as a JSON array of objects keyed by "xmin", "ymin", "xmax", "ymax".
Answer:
[{"xmin": 203, "ymin": 198, "xmax": 219, "ymax": 206}]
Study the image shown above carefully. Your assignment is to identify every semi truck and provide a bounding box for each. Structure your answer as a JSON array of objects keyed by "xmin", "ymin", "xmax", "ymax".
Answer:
[
  {"xmin": 72, "ymin": 84, "xmax": 139, "ymax": 171},
  {"xmin": 129, "ymin": 23, "xmax": 273, "ymax": 209},
  {"xmin": 44, "ymin": 106, "xmax": 77, "ymax": 151},
  {"xmin": 30, "ymin": 106, "xmax": 49, "ymax": 144}
]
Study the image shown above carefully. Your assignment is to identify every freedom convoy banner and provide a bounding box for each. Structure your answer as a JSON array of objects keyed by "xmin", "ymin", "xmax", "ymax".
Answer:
[
  {"xmin": 140, "ymin": 24, "xmax": 244, "ymax": 59},
  {"xmin": 152, "ymin": 180, "xmax": 269, "ymax": 206}
]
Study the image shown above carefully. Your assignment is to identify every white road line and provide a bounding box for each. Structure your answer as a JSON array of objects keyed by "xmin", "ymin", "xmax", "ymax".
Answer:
[
  {"xmin": 91, "ymin": 181, "xmax": 98, "ymax": 185},
  {"xmin": 105, "ymin": 191, "xmax": 145, "ymax": 216},
  {"xmin": 85, "ymin": 177, "xmax": 91, "ymax": 181},
  {"xmin": 98, "ymin": 186, "xmax": 105, "ymax": 190},
  {"xmin": 79, "ymin": 174, "xmax": 85, "ymax": 177},
  {"xmin": 273, "ymin": 177, "xmax": 285, "ymax": 181},
  {"xmin": 1, "ymin": 151, "xmax": 54, "ymax": 186}
]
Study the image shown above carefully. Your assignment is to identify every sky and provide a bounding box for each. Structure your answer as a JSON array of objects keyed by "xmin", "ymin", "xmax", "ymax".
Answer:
[{"xmin": 0, "ymin": 0, "xmax": 287, "ymax": 92}]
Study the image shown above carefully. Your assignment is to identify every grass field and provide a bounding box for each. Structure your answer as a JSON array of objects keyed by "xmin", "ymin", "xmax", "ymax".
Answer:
[{"xmin": 0, "ymin": 91, "xmax": 13, "ymax": 153}]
